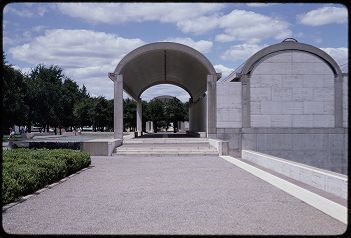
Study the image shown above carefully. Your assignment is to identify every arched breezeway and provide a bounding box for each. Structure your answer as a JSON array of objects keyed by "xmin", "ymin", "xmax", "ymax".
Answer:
[{"xmin": 108, "ymin": 42, "xmax": 219, "ymax": 139}]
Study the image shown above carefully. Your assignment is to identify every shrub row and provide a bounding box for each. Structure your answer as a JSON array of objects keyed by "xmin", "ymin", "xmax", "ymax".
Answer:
[{"xmin": 2, "ymin": 149, "xmax": 91, "ymax": 204}]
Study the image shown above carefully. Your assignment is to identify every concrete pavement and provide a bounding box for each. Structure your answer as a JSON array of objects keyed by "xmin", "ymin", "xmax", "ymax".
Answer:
[{"xmin": 2, "ymin": 155, "xmax": 346, "ymax": 235}]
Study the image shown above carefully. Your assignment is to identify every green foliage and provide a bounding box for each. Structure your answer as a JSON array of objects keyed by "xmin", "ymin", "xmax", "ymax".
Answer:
[
  {"xmin": 73, "ymin": 97, "xmax": 95, "ymax": 129},
  {"xmin": 2, "ymin": 149, "xmax": 91, "ymax": 204},
  {"xmin": 164, "ymin": 97, "xmax": 187, "ymax": 130},
  {"xmin": 2, "ymin": 59, "xmax": 29, "ymax": 133},
  {"xmin": 147, "ymin": 99, "xmax": 165, "ymax": 132},
  {"xmin": 123, "ymin": 98, "xmax": 136, "ymax": 131},
  {"xmin": 2, "ymin": 53, "xmax": 189, "ymax": 134}
]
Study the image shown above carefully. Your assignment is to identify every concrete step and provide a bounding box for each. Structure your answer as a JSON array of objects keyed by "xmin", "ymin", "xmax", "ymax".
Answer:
[
  {"xmin": 116, "ymin": 147, "xmax": 217, "ymax": 152},
  {"xmin": 122, "ymin": 142, "xmax": 211, "ymax": 147},
  {"xmin": 113, "ymin": 151, "xmax": 219, "ymax": 156},
  {"xmin": 116, "ymin": 137, "xmax": 219, "ymax": 156},
  {"xmin": 124, "ymin": 139, "xmax": 209, "ymax": 144}
]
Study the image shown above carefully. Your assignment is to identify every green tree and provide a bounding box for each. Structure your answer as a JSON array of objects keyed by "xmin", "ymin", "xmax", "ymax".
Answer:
[
  {"xmin": 28, "ymin": 64, "xmax": 65, "ymax": 133},
  {"xmin": 106, "ymin": 99, "xmax": 114, "ymax": 131},
  {"xmin": 123, "ymin": 98, "xmax": 136, "ymax": 131},
  {"xmin": 146, "ymin": 99, "xmax": 165, "ymax": 132},
  {"xmin": 93, "ymin": 96, "xmax": 111, "ymax": 132},
  {"xmin": 60, "ymin": 78, "xmax": 81, "ymax": 133},
  {"xmin": 73, "ymin": 98, "xmax": 95, "ymax": 130},
  {"xmin": 164, "ymin": 97, "xmax": 187, "ymax": 132},
  {"xmin": 2, "ymin": 53, "xmax": 29, "ymax": 134}
]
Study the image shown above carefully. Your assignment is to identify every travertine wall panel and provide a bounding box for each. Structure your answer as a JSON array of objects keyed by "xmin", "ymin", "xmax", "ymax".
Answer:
[
  {"xmin": 250, "ymin": 51, "xmax": 335, "ymax": 127},
  {"xmin": 217, "ymin": 82, "xmax": 242, "ymax": 128}
]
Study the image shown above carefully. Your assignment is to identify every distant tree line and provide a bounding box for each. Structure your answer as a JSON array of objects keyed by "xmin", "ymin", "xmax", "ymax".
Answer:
[
  {"xmin": 123, "ymin": 97, "xmax": 189, "ymax": 133},
  {"xmin": 2, "ymin": 53, "xmax": 189, "ymax": 135},
  {"xmin": 3, "ymin": 53, "xmax": 113, "ymax": 134}
]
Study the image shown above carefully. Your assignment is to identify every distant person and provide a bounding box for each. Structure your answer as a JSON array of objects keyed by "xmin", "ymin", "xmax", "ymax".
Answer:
[{"xmin": 8, "ymin": 127, "xmax": 15, "ymax": 140}]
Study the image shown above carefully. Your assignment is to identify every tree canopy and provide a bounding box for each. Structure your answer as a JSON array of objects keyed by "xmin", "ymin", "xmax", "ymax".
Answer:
[{"xmin": 2, "ymin": 53, "xmax": 189, "ymax": 135}]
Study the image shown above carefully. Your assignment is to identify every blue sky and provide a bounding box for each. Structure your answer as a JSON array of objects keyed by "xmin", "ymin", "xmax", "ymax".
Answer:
[{"xmin": 3, "ymin": 3, "xmax": 348, "ymax": 102}]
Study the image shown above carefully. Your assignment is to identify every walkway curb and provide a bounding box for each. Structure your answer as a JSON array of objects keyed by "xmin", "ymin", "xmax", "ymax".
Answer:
[{"xmin": 220, "ymin": 156, "xmax": 348, "ymax": 224}]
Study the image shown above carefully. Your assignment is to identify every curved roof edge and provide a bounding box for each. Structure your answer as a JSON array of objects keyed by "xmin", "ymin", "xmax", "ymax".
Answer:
[
  {"xmin": 114, "ymin": 42, "xmax": 217, "ymax": 76},
  {"xmin": 238, "ymin": 41, "xmax": 343, "ymax": 78}
]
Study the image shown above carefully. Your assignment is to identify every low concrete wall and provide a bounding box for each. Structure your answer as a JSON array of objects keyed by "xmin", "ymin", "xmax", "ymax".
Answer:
[
  {"xmin": 23, "ymin": 132, "xmax": 54, "ymax": 139},
  {"xmin": 241, "ymin": 128, "xmax": 347, "ymax": 174},
  {"xmin": 81, "ymin": 139, "xmax": 122, "ymax": 156},
  {"xmin": 208, "ymin": 139, "xmax": 229, "ymax": 155},
  {"xmin": 242, "ymin": 150, "xmax": 347, "ymax": 199},
  {"xmin": 216, "ymin": 128, "xmax": 241, "ymax": 157}
]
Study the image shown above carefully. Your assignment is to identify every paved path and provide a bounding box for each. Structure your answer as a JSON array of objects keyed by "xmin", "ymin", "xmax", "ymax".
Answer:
[{"xmin": 2, "ymin": 156, "xmax": 346, "ymax": 235}]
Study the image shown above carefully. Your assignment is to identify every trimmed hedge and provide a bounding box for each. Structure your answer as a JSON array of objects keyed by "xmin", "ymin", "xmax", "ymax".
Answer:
[{"xmin": 2, "ymin": 149, "xmax": 91, "ymax": 204}]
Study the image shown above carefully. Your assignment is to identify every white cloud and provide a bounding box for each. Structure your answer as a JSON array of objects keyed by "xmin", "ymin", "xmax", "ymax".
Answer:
[
  {"xmin": 216, "ymin": 10, "xmax": 291, "ymax": 43},
  {"xmin": 13, "ymin": 66, "xmax": 32, "ymax": 75},
  {"xmin": 320, "ymin": 47, "xmax": 348, "ymax": 66},
  {"xmin": 9, "ymin": 29, "xmax": 145, "ymax": 68},
  {"xmin": 162, "ymin": 37, "xmax": 213, "ymax": 54},
  {"xmin": 246, "ymin": 3, "xmax": 277, "ymax": 7},
  {"xmin": 298, "ymin": 6, "xmax": 347, "ymax": 26},
  {"xmin": 221, "ymin": 43, "xmax": 268, "ymax": 61},
  {"xmin": 141, "ymin": 85, "xmax": 190, "ymax": 102},
  {"xmin": 57, "ymin": 3, "xmax": 224, "ymax": 27},
  {"xmin": 176, "ymin": 15, "xmax": 220, "ymax": 35},
  {"xmin": 9, "ymin": 29, "xmax": 145, "ymax": 99},
  {"xmin": 214, "ymin": 64, "xmax": 234, "ymax": 78},
  {"xmin": 56, "ymin": 3, "xmax": 292, "ymax": 43},
  {"xmin": 4, "ymin": 3, "xmax": 49, "ymax": 17}
]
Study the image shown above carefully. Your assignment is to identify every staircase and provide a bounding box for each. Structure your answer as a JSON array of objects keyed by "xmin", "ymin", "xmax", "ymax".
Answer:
[{"xmin": 113, "ymin": 137, "xmax": 219, "ymax": 157}]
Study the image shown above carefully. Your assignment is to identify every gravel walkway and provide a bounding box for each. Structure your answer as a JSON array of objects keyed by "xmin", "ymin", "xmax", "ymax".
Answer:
[{"xmin": 2, "ymin": 156, "xmax": 346, "ymax": 235}]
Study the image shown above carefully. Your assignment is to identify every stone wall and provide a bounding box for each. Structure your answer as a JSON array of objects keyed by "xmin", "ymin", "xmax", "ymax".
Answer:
[
  {"xmin": 250, "ymin": 51, "xmax": 335, "ymax": 127},
  {"xmin": 241, "ymin": 128, "xmax": 347, "ymax": 174},
  {"xmin": 216, "ymin": 81, "xmax": 242, "ymax": 156},
  {"xmin": 343, "ymin": 74, "xmax": 348, "ymax": 128},
  {"xmin": 216, "ymin": 81, "xmax": 242, "ymax": 128}
]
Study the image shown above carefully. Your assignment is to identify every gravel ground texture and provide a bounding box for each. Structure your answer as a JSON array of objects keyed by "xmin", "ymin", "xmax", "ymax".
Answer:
[{"xmin": 2, "ymin": 155, "xmax": 347, "ymax": 235}]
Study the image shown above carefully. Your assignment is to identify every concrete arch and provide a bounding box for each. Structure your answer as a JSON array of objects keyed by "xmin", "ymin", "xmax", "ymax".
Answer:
[
  {"xmin": 114, "ymin": 42, "xmax": 216, "ymax": 101},
  {"xmin": 109, "ymin": 42, "xmax": 218, "ymax": 139},
  {"xmin": 240, "ymin": 40, "xmax": 343, "ymax": 128},
  {"xmin": 241, "ymin": 41, "xmax": 342, "ymax": 77}
]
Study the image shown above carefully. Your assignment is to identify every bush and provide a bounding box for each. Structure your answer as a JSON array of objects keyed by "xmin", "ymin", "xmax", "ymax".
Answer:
[{"xmin": 2, "ymin": 149, "xmax": 91, "ymax": 204}]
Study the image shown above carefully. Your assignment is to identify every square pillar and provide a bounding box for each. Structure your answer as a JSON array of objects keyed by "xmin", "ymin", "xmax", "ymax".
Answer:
[
  {"xmin": 112, "ymin": 74, "xmax": 123, "ymax": 139},
  {"xmin": 207, "ymin": 74, "xmax": 217, "ymax": 138},
  {"xmin": 136, "ymin": 99, "xmax": 142, "ymax": 136}
]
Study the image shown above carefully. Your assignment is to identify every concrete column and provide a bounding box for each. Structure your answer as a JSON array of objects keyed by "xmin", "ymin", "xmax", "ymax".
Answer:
[
  {"xmin": 207, "ymin": 74, "xmax": 217, "ymax": 138},
  {"xmin": 188, "ymin": 98, "xmax": 194, "ymax": 131},
  {"xmin": 150, "ymin": 121, "xmax": 154, "ymax": 132},
  {"xmin": 114, "ymin": 74, "xmax": 123, "ymax": 139},
  {"xmin": 242, "ymin": 74, "xmax": 250, "ymax": 128},
  {"xmin": 136, "ymin": 99, "xmax": 142, "ymax": 136},
  {"xmin": 145, "ymin": 121, "xmax": 150, "ymax": 132},
  {"xmin": 335, "ymin": 74, "xmax": 343, "ymax": 127}
]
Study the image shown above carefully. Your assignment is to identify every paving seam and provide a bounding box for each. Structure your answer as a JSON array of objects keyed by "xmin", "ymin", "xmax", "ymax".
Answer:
[
  {"xmin": 2, "ymin": 165, "xmax": 94, "ymax": 212},
  {"xmin": 219, "ymin": 155, "xmax": 347, "ymax": 224}
]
